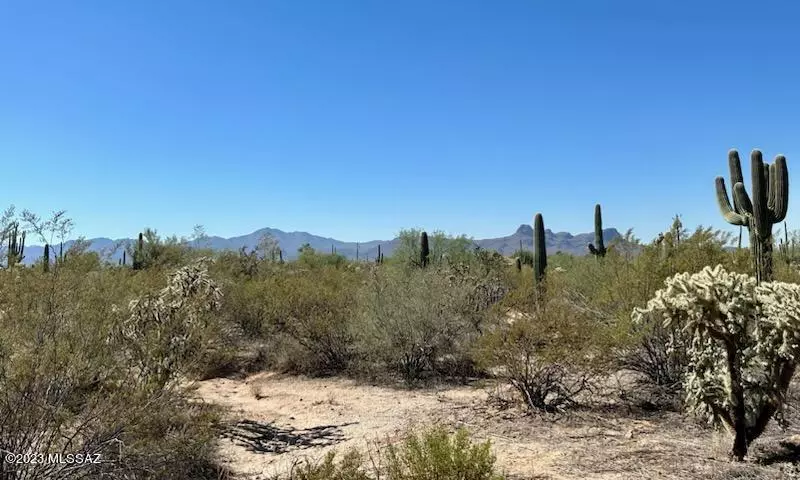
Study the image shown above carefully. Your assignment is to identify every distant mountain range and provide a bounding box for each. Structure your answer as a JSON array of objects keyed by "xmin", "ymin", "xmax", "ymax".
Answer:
[{"xmin": 16, "ymin": 225, "xmax": 622, "ymax": 265}]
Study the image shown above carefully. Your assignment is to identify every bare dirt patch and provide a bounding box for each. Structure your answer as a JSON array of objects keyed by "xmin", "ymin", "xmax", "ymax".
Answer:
[{"xmin": 191, "ymin": 373, "xmax": 800, "ymax": 479}]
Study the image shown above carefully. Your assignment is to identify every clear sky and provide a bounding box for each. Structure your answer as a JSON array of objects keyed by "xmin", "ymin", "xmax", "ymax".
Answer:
[{"xmin": 2, "ymin": 1, "xmax": 799, "ymax": 243}]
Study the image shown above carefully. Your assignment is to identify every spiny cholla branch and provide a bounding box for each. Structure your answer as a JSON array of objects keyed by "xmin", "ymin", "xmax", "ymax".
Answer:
[
  {"xmin": 633, "ymin": 265, "xmax": 800, "ymax": 460},
  {"xmin": 113, "ymin": 258, "xmax": 222, "ymax": 389}
]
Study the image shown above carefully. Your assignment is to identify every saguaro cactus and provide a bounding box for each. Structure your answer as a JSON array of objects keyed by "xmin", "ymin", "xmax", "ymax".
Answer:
[
  {"xmin": 533, "ymin": 213, "xmax": 547, "ymax": 284},
  {"xmin": 376, "ymin": 244, "xmax": 382, "ymax": 264},
  {"xmin": 132, "ymin": 232, "xmax": 145, "ymax": 270},
  {"xmin": 588, "ymin": 204, "xmax": 607, "ymax": 257},
  {"xmin": 715, "ymin": 149, "xmax": 789, "ymax": 283},
  {"xmin": 43, "ymin": 243, "xmax": 50, "ymax": 272},
  {"xmin": 420, "ymin": 231, "xmax": 430, "ymax": 268},
  {"xmin": 7, "ymin": 222, "xmax": 25, "ymax": 268},
  {"xmin": 738, "ymin": 227, "xmax": 743, "ymax": 250}
]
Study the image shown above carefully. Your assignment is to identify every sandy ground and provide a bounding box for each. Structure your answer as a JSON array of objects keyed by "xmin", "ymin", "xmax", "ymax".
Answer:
[{"xmin": 191, "ymin": 373, "xmax": 800, "ymax": 480}]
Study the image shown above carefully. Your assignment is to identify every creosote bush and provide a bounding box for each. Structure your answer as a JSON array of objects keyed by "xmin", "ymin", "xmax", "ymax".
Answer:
[
  {"xmin": 255, "ymin": 264, "xmax": 361, "ymax": 375},
  {"xmin": 355, "ymin": 266, "xmax": 490, "ymax": 384},
  {"xmin": 634, "ymin": 265, "xmax": 800, "ymax": 460},
  {"xmin": 271, "ymin": 426, "xmax": 505, "ymax": 480},
  {"xmin": 475, "ymin": 272, "xmax": 614, "ymax": 412}
]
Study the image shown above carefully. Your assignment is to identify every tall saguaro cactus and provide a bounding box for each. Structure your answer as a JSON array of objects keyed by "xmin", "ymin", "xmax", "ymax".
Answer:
[
  {"xmin": 132, "ymin": 232, "xmax": 145, "ymax": 270},
  {"xmin": 42, "ymin": 243, "xmax": 50, "ymax": 272},
  {"xmin": 7, "ymin": 222, "xmax": 25, "ymax": 268},
  {"xmin": 715, "ymin": 149, "xmax": 789, "ymax": 283},
  {"xmin": 533, "ymin": 213, "xmax": 547, "ymax": 284},
  {"xmin": 420, "ymin": 231, "xmax": 430, "ymax": 268},
  {"xmin": 588, "ymin": 204, "xmax": 607, "ymax": 257}
]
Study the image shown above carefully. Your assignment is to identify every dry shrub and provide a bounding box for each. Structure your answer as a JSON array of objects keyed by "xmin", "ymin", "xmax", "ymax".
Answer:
[{"xmin": 475, "ymin": 272, "xmax": 614, "ymax": 413}]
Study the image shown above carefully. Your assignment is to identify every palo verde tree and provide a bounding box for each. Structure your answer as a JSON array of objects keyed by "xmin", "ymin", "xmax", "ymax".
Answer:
[
  {"xmin": 21, "ymin": 208, "xmax": 74, "ymax": 271},
  {"xmin": 715, "ymin": 149, "xmax": 789, "ymax": 283}
]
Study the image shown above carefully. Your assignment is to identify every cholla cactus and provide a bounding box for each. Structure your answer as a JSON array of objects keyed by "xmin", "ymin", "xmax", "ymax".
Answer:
[
  {"xmin": 114, "ymin": 258, "xmax": 222, "ymax": 388},
  {"xmin": 633, "ymin": 265, "xmax": 800, "ymax": 460}
]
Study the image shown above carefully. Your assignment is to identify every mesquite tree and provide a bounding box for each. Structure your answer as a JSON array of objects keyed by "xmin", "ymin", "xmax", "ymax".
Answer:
[{"xmin": 633, "ymin": 265, "xmax": 800, "ymax": 460}]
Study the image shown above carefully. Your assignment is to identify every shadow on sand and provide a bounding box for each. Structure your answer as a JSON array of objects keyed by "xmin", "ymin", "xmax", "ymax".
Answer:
[
  {"xmin": 756, "ymin": 438, "xmax": 800, "ymax": 466},
  {"xmin": 222, "ymin": 419, "xmax": 357, "ymax": 454}
]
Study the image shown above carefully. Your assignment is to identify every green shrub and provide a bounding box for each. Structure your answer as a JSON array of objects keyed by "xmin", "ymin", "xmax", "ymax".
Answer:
[
  {"xmin": 263, "ymin": 265, "xmax": 361, "ymax": 374},
  {"xmin": 218, "ymin": 276, "xmax": 274, "ymax": 337},
  {"xmin": 512, "ymin": 249, "xmax": 534, "ymax": 268},
  {"xmin": 384, "ymin": 427, "xmax": 504, "ymax": 480},
  {"xmin": 0, "ymin": 258, "xmax": 229, "ymax": 479},
  {"xmin": 281, "ymin": 451, "xmax": 369, "ymax": 480},
  {"xmin": 296, "ymin": 246, "xmax": 348, "ymax": 269},
  {"xmin": 355, "ymin": 266, "xmax": 487, "ymax": 384},
  {"xmin": 272, "ymin": 427, "xmax": 505, "ymax": 480},
  {"xmin": 391, "ymin": 229, "xmax": 475, "ymax": 269}
]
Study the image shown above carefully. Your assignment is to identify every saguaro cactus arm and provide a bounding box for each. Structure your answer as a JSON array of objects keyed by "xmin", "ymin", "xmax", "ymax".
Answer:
[
  {"xmin": 716, "ymin": 178, "xmax": 748, "ymax": 226},
  {"xmin": 716, "ymin": 149, "xmax": 752, "ymax": 226},
  {"xmin": 729, "ymin": 149, "xmax": 746, "ymax": 211},
  {"xmin": 771, "ymin": 155, "xmax": 789, "ymax": 223},
  {"xmin": 715, "ymin": 149, "xmax": 789, "ymax": 231},
  {"xmin": 751, "ymin": 150, "xmax": 771, "ymax": 236}
]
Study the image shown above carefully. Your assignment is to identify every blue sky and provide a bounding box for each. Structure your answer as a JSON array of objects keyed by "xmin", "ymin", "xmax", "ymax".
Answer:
[{"xmin": 1, "ymin": 1, "xmax": 799, "ymax": 243}]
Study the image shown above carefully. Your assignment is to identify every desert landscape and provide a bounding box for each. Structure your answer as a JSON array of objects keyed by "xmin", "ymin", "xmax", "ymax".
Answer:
[
  {"xmin": 193, "ymin": 370, "xmax": 800, "ymax": 479},
  {"xmin": 3, "ymin": 192, "xmax": 800, "ymax": 479},
  {"xmin": 4, "ymin": 2, "xmax": 800, "ymax": 479}
]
